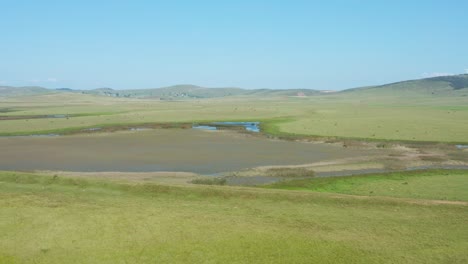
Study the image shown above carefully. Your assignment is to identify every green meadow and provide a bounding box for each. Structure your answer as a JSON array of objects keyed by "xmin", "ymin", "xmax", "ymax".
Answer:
[
  {"xmin": 0, "ymin": 172, "xmax": 467, "ymax": 264},
  {"xmin": 264, "ymin": 170, "xmax": 468, "ymax": 201},
  {"xmin": 1, "ymin": 91, "xmax": 468, "ymax": 143}
]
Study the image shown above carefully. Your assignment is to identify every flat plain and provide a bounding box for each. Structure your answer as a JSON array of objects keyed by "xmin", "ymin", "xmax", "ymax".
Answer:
[{"xmin": 1, "ymin": 90, "xmax": 468, "ymax": 143}]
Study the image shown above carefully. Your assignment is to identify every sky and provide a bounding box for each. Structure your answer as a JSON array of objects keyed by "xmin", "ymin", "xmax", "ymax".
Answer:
[{"xmin": 1, "ymin": 0, "xmax": 467, "ymax": 90}]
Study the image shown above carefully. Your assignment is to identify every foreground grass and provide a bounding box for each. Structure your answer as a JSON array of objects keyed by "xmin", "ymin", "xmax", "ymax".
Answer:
[
  {"xmin": 264, "ymin": 170, "xmax": 468, "ymax": 201},
  {"xmin": 0, "ymin": 172, "xmax": 467, "ymax": 263}
]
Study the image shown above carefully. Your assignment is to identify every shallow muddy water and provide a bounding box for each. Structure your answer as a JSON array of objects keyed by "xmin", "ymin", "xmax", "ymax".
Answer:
[{"xmin": 0, "ymin": 129, "xmax": 383, "ymax": 174}]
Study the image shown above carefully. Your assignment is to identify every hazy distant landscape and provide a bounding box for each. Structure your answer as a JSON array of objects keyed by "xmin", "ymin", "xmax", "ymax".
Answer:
[{"xmin": 1, "ymin": 1, "xmax": 468, "ymax": 263}]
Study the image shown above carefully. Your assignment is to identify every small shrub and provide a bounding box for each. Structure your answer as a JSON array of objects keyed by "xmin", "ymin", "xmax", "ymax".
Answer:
[
  {"xmin": 420, "ymin": 155, "xmax": 447, "ymax": 162},
  {"xmin": 377, "ymin": 143, "xmax": 389, "ymax": 148},
  {"xmin": 342, "ymin": 140, "xmax": 366, "ymax": 148},
  {"xmin": 190, "ymin": 177, "xmax": 227, "ymax": 186}
]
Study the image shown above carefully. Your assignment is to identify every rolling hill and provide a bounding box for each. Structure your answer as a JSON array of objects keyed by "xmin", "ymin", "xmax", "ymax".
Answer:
[
  {"xmin": 0, "ymin": 84, "xmax": 324, "ymax": 99},
  {"xmin": 1, "ymin": 74, "xmax": 468, "ymax": 99},
  {"xmin": 0, "ymin": 86, "xmax": 55, "ymax": 97},
  {"xmin": 78, "ymin": 85, "xmax": 325, "ymax": 99},
  {"xmin": 82, "ymin": 85, "xmax": 248, "ymax": 99},
  {"xmin": 342, "ymin": 74, "xmax": 468, "ymax": 97}
]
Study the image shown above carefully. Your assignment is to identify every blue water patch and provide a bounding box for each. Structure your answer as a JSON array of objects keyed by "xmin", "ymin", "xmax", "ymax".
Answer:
[
  {"xmin": 193, "ymin": 125, "xmax": 217, "ymax": 131},
  {"xmin": 82, "ymin": 127, "xmax": 102, "ymax": 132},
  {"xmin": 215, "ymin": 122, "xmax": 260, "ymax": 132},
  {"xmin": 193, "ymin": 122, "xmax": 260, "ymax": 132},
  {"xmin": 245, "ymin": 126, "xmax": 260, "ymax": 132},
  {"xmin": 129, "ymin": 127, "xmax": 150, "ymax": 131},
  {"xmin": 456, "ymin": 145, "xmax": 468, "ymax": 149}
]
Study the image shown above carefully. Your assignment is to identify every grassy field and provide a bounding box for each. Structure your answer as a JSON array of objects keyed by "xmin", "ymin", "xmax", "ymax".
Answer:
[
  {"xmin": 264, "ymin": 170, "xmax": 468, "ymax": 201},
  {"xmin": 1, "ymin": 92, "xmax": 468, "ymax": 143},
  {"xmin": 1, "ymin": 171, "xmax": 467, "ymax": 264}
]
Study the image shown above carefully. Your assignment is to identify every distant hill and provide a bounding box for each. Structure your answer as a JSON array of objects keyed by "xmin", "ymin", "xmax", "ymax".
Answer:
[
  {"xmin": 1, "ymin": 84, "xmax": 324, "ymax": 99},
  {"xmin": 246, "ymin": 89, "xmax": 323, "ymax": 97},
  {"xmin": 76, "ymin": 85, "xmax": 324, "ymax": 99},
  {"xmin": 342, "ymin": 74, "xmax": 468, "ymax": 96},
  {"xmin": 55, "ymin": 88, "xmax": 74, "ymax": 91},
  {"xmin": 2, "ymin": 74, "xmax": 467, "ymax": 99},
  {"xmin": 0, "ymin": 86, "xmax": 55, "ymax": 97}
]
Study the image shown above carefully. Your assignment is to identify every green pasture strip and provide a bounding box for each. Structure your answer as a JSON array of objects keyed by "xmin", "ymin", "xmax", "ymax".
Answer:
[
  {"xmin": 0, "ymin": 171, "xmax": 370, "ymax": 205},
  {"xmin": 261, "ymin": 118, "xmax": 468, "ymax": 144},
  {"xmin": 0, "ymin": 111, "xmax": 119, "ymax": 117},
  {"xmin": 0, "ymin": 122, "xmax": 194, "ymax": 136},
  {"xmin": 69, "ymin": 112, "xmax": 124, "ymax": 117},
  {"xmin": 264, "ymin": 169, "xmax": 468, "ymax": 201}
]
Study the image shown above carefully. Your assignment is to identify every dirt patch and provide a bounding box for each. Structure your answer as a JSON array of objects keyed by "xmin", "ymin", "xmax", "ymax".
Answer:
[{"xmin": 39, "ymin": 170, "xmax": 199, "ymax": 185}]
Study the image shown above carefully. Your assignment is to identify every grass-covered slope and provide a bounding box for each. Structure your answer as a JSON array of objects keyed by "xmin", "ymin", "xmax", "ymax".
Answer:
[
  {"xmin": 343, "ymin": 74, "xmax": 468, "ymax": 97},
  {"xmin": 0, "ymin": 171, "xmax": 467, "ymax": 263}
]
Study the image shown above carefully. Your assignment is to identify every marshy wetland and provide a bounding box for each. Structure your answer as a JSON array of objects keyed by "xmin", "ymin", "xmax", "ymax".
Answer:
[{"xmin": 1, "ymin": 89, "xmax": 467, "ymax": 264}]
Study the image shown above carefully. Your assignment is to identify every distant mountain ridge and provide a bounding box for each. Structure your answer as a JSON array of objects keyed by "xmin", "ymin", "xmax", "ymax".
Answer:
[{"xmin": 1, "ymin": 74, "xmax": 468, "ymax": 99}]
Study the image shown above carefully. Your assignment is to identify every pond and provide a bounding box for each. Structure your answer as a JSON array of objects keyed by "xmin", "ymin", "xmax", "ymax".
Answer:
[{"xmin": 0, "ymin": 129, "xmax": 383, "ymax": 174}]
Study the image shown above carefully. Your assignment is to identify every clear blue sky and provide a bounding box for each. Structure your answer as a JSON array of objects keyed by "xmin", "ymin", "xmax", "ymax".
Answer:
[{"xmin": 1, "ymin": 0, "xmax": 467, "ymax": 90}]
